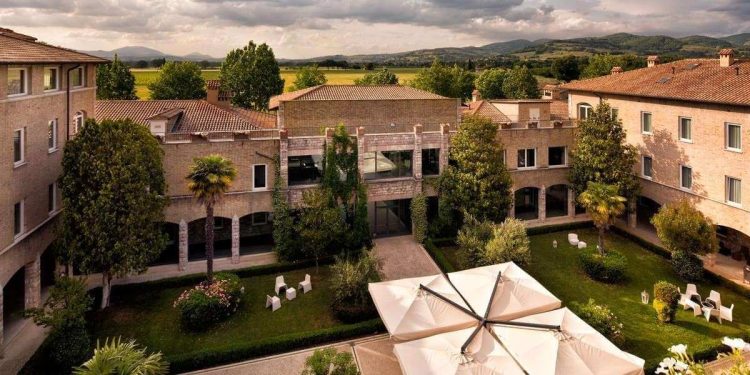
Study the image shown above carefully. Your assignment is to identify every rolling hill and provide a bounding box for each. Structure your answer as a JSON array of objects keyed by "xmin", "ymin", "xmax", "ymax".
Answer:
[{"xmin": 79, "ymin": 46, "xmax": 221, "ymax": 62}]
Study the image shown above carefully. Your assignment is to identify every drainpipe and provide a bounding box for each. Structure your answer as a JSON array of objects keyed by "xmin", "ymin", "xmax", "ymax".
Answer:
[{"xmin": 65, "ymin": 64, "xmax": 80, "ymax": 142}]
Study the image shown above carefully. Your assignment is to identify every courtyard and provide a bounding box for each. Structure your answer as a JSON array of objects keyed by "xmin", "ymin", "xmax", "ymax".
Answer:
[{"xmin": 429, "ymin": 227, "xmax": 750, "ymax": 370}]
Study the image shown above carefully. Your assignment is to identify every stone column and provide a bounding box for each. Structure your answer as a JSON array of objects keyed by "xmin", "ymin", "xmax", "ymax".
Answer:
[
  {"xmin": 439, "ymin": 124, "xmax": 450, "ymax": 175},
  {"xmin": 567, "ymin": 187, "xmax": 576, "ymax": 217},
  {"xmin": 24, "ymin": 255, "xmax": 41, "ymax": 310},
  {"xmin": 628, "ymin": 200, "xmax": 637, "ymax": 228},
  {"xmin": 538, "ymin": 185, "xmax": 547, "ymax": 222},
  {"xmin": 413, "ymin": 124, "xmax": 423, "ymax": 193},
  {"xmin": 356, "ymin": 127, "xmax": 366, "ymax": 180},
  {"xmin": 279, "ymin": 129, "xmax": 289, "ymax": 189},
  {"xmin": 178, "ymin": 219, "xmax": 188, "ymax": 271},
  {"xmin": 231, "ymin": 215, "xmax": 240, "ymax": 264}
]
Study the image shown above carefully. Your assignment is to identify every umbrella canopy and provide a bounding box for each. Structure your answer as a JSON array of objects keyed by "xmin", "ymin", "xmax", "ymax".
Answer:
[
  {"xmin": 368, "ymin": 262, "xmax": 561, "ymax": 341},
  {"xmin": 492, "ymin": 308, "xmax": 645, "ymax": 375},
  {"xmin": 394, "ymin": 326, "xmax": 526, "ymax": 375}
]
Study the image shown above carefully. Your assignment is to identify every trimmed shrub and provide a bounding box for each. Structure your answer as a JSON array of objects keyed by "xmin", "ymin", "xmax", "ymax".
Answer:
[
  {"xmin": 672, "ymin": 250, "xmax": 704, "ymax": 282},
  {"xmin": 457, "ymin": 215, "xmax": 495, "ymax": 268},
  {"xmin": 411, "ymin": 193, "xmax": 428, "ymax": 244},
  {"xmin": 579, "ymin": 248, "xmax": 628, "ymax": 283},
  {"xmin": 575, "ymin": 299, "xmax": 625, "ymax": 347},
  {"xmin": 330, "ymin": 251, "xmax": 380, "ymax": 323},
  {"xmin": 653, "ymin": 281, "xmax": 680, "ymax": 323},
  {"xmin": 302, "ymin": 347, "xmax": 358, "ymax": 375},
  {"xmin": 484, "ymin": 218, "xmax": 531, "ymax": 266},
  {"xmin": 174, "ymin": 272, "xmax": 244, "ymax": 331}
]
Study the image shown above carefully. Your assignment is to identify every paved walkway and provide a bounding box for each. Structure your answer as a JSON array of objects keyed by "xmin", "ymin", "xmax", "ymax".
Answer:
[{"xmin": 372, "ymin": 235, "xmax": 441, "ymax": 280}]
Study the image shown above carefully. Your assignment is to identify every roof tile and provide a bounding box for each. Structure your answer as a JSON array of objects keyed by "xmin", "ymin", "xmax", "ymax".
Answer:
[
  {"xmin": 269, "ymin": 84, "xmax": 448, "ymax": 109},
  {"xmin": 0, "ymin": 29, "xmax": 108, "ymax": 64}
]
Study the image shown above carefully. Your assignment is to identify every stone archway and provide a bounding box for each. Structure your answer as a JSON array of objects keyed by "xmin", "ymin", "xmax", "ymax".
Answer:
[
  {"xmin": 149, "ymin": 222, "xmax": 180, "ymax": 266},
  {"xmin": 238, "ymin": 212, "xmax": 274, "ymax": 255},
  {"xmin": 546, "ymin": 184, "xmax": 569, "ymax": 218},
  {"xmin": 716, "ymin": 225, "xmax": 750, "ymax": 264},
  {"xmin": 636, "ymin": 195, "xmax": 661, "ymax": 231},
  {"xmin": 187, "ymin": 217, "xmax": 233, "ymax": 261},
  {"xmin": 514, "ymin": 187, "xmax": 540, "ymax": 221}
]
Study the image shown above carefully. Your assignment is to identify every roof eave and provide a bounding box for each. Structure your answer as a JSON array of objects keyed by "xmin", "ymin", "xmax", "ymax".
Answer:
[{"xmin": 564, "ymin": 88, "xmax": 750, "ymax": 108}]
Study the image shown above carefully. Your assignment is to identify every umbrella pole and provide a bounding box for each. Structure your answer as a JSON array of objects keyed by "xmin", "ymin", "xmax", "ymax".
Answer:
[{"xmin": 418, "ymin": 284, "xmax": 481, "ymax": 320}]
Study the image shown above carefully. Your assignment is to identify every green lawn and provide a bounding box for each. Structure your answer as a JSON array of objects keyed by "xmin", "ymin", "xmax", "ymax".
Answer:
[
  {"xmin": 435, "ymin": 228, "xmax": 750, "ymax": 369},
  {"xmin": 89, "ymin": 267, "xmax": 338, "ymax": 357}
]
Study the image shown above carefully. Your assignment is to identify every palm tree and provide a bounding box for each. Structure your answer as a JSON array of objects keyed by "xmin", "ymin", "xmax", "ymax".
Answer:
[
  {"xmin": 186, "ymin": 155, "xmax": 237, "ymax": 282},
  {"xmin": 577, "ymin": 182, "xmax": 626, "ymax": 255},
  {"xmin": 74, "ymin": 337, "xmax": 168, "ymax": 375}
]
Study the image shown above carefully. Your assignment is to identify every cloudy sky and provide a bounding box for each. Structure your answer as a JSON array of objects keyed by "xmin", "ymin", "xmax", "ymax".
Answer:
[{"xmin": 1, "ymin": 0, "xmax": 749, "ymax": 59}]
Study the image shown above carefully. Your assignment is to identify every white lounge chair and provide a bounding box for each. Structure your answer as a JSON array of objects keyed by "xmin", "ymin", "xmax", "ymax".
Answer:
[
  {"xmin": 275, "ymin": 276, "xmax": 287, "ymax": 295},
  {"xmin": 706, "ymin": 290, "xmax": 721, "ymax": 309},
  {"xmin": 266, "ymin": 295, "xmax": 281, "ymax": 312},
  {"xmin": 678, "ymin": 287, "xmax": 702, "ymax": 317},
  {"xmin": 299, "ymin": 274, "xmax": 312, "ymax": 294},
  {"xmin": 720, "ymin": 304, "xmax": 734, "ymax": 324},
  {"xmin": 568, "ymin": 233, "xmax": 579, "ymax": 246},
  {"xmin": 577, "ymin": 241, "xmax": 587, "ymax": 249}
]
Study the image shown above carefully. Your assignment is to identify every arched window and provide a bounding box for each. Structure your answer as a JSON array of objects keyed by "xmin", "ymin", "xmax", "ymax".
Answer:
[{"xmin": 577, "ymin": 103, "xmax": 592, "ymax": 120}]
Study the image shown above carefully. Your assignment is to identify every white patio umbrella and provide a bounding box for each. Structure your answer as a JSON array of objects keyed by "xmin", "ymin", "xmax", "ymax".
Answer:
[
  {"xmin": 492, "ymin": 308, "xmax": 645, "ymax": 375},
  {"xmin": 368, "ymin": 262, "xmax": 561, "ymax": 341}
]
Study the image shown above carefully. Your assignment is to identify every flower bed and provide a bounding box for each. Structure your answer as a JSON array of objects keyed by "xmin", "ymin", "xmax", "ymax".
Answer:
[{"xmin": 174, "ymin": 272, "xmax": 244, "ymax": 331}]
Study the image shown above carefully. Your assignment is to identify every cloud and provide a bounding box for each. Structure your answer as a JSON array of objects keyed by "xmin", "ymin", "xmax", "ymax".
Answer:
[{"xmin": 1, "ymin": 0, "xmax": 748, "ymax": 58}]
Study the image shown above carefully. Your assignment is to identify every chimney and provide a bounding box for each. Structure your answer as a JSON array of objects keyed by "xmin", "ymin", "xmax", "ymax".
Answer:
[
  {"xmin": 720, "ymin": 48, "xmax": 735, "ymax": 68},
  {"xmin": 647, "ymin": 55, "xmax": 660, "ymax": 68},
  {"xmin": 610, "ymin": 66, "xmax": 624, "ymax": 75},
  {"xmin": 471, "ymin": 89, "xmax": 481, "ymax": 102}
]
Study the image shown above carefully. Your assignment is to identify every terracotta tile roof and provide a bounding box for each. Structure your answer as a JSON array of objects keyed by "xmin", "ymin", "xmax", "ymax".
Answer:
[
  {"xmin": 561, "ymin": 59, "xmax": 750, "ymax": 107},
  {"xmin": 720, "ymin": 48, "xmax": 736, "ymax": 56},
  {"xmin": 0, "ymin": 28, "xmax": 108, "ymax": 64},
  {"xmin": 269, "ymin": 84, "xmax": 448, "ymax": 109},
  {"xmin": 206, "ymin": 79, "xmax": 221, "ymax": 90},
  {"xmin": 462, "ymin": 100, "xmax": 511, "ymax": 123},
  {"xmin": 95, "ymin": 100, "xmax": 276, "ymax": 133}
]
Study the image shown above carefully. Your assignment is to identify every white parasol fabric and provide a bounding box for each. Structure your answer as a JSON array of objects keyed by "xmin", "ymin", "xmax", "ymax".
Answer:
[{"xmin": 492, "ymin": 307, "xmax": 645, "ymax": 375}]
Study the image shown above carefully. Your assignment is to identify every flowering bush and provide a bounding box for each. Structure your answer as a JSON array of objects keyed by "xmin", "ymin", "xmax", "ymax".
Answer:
[
  {"xmin": 174, "ymin": 272, "xmax": 244, "ymax": 331},
  {"xmin": 656, "ymin": 338, "xmax": 750, "ymax": 375},
  {"xmin": 575, "ymin": 299, "xmax": 625, "ymax": 347}
]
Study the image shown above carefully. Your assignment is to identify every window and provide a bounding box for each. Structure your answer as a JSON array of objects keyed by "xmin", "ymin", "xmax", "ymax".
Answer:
[
  {"xmin": 44, "ymin": 66, "xmax": 59, "ymax": 91},
  {"xmin": 288, "ymin": 155, "xmax": 323, "ymax": 186},
  {"xmin": 641, "ymin": 112, "xmax": 653, "ymax": 134},
  {"xmin": 610, "ymin": 107, "xmax": 619, "ymax": 119},
  {"xmin": 253, "ymin": 164, "xmax": 267, "ymax": 190},
  {"xmin": 517, "ymin": 148, "xmax": 536, "ymax": 169},
  {"xmin": 726, "ymin": 123, "xmax": 742, "ymax": 151},
  {"xmin": 70, "ymin": 66, "xmax": 84, "ymax": 87},
  {"xmin": 73, "ymin": 111, "xmax": 84, "ymax": 134},
  {"xmin": 7, "ymin": 67, "xmax": 27, "ymax": 96},
  {"xmin": 48, "ymin": 119, "xmax": 58, "ymax": 151},
  {"xmin": 13, "ymin": 128, "xmax": 25, "ymax": 166},
  {"xmin": 680, "ymin": 166, "xmax": 692, "ymax": 190},
  {"xmin": 529, "ymin": 107, "xmax": 540, "ymax": 120},
  {"xmin": 548, "ymin": 146, "xmax": 566, "ymax": 167},
  {"xmin": 422, "ymin": 148, "xmax": 440, "ymax": 176},
  {"xmin": 251, "ymin": 212, "xmax": 268, "ymax": 226},
  {"xmin": 727, "ymin": 177, "xmax": 742, "ymax": 206},
  {"xmin": 577, "ymin": 103, "xmax": 592, "ymax": 120},
  {"xmin": 48, "ymin": 183, "xmax": 57, "ymax": 213},
  {"xmin": 642, "ymin": 155, "xmax": 653, "ymax": 179},
  {"xmin": 363, "ymin": 151, "xmax": 413, "ymax": 180},
  {"xmin": 679, "ymin": 117, "xmax": 692, "ymax": 142},
  {"xmin": 14, "ymin": 201, "xmax": 24, "ymax": 238}
]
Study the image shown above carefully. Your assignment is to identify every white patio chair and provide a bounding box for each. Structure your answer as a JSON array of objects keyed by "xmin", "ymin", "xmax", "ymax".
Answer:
[
  {"xmin": 577, "ymin": 241, "xmax": 587, "ymax": 249},
  {"xmin": 720, "ymin": 304, "xmax": 734, "ymax": 324},
  {"xmin": 275, "ymin": 275, "xmax": 287, "ymax": 295},
  {"xmin": 568, "ymin": 233, "xmax": 579, "ymax": 246},
  {"xmin": 299, "ymin": 274, "xmax": 312, "ymax": 294},
  {"xmin": 678, "ymin": 288, "xmax": 702, "ymax": 317},
  {"xmin": 706, "ymin": 290, "xmax": 721, "ymax": 308},
  {"xmin": 266, "ymin": 295, "xmax": 281, "ymax": 312},
  {"xmin": 684, "ymin": 284, "xmax": 700, "ymax": 300}
]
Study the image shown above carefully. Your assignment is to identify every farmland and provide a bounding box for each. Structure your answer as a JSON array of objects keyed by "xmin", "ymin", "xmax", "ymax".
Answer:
[{"xmin": 131, "ymin": 68, "xmax": 421, "ymax": 100}]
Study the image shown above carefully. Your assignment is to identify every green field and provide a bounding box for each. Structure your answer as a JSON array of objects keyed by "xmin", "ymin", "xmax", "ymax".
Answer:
[{"xmin": 132, "ymin": 68, "xmax": 421, "ymax": 100}]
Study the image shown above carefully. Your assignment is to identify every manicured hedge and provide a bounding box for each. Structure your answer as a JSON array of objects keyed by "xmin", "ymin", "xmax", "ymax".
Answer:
[
  {"xmin": 525, "ymin": 220, "xmax": 593, "ymax": 236},
  {"xmin": 424, "ymin": 238, "xmax": 456, "ymax": 273},
  {"xmin": 167, "ymin": 318, "xmax": 385, "ymax": 373},
  {"xmin": 579, "ymin": 248, "xmax": 628, "ymax": 283}
]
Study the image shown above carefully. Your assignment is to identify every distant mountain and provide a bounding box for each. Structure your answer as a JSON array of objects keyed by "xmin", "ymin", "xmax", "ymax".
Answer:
[
  {"xmin": 721, "ymin": 33, "xmax": 750, "ymax": 47},
  {"xmin": 79, "ymin": 46, "xmax": 221, "ymax": 62}
]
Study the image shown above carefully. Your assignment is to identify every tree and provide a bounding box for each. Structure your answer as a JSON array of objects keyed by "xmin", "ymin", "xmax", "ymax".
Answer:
[
  {"xmin": 150, "ymin": 58, "xmax": 166, "ymax": 68},
  {"xmin": 651, "ymin": 200, "xmax": 719, "ymax": 256},
  {"xmin": 410, "ymin": 59, "xmax": 475, "ymax": 100},
  {"xmin": 302, "ymin": 347, "xmax": 359, "ymax": 375},
  {"xmin": 96, "ymin": 54, "xmax": 137, "ymax": 100},
  {"xmin": 134, "ymin": 60, "xmax": 149, "ymax": 69},
  {"xmin": 569, "ymin": 102, "xmax": 639, "ymax": 202},
  {"xmin": 186, "ymin": 155, "xmax": 237, "ymax": 282},
  {"xmin": 220, "ymin": 41, "xmax": 284, "ymax": 110},
  {"xmin": 580, "ymin": 54, "xmax": 643, "ymax": 79},
  {"xmin": 291, "ymin": 65, "xmax": 327, "ymax": 91},
  {"xmin": 551, "ymin": 55, "xmax": 581, "ymax": 82},
  {"xmin": 502, "ymin": 65, "xmax": 540, "ymax": 99},
  {"xmin": 438, "ymin": 115, "xmax": 512, "ymax": 223},
  {"xmin": 330, "ymin": 250, "xmax": 380, "ymax": 322},
  {"xmin": 272, "ymin": 155, "xmax": 300, "ymax": 261},
  {"xmin": 148, "ymin": 61, "xmax": 206, "ymax": 99},
  {"xmin": 59, "ymin": 119, "xmax": 167, "ymax": 308},
  {"xmin": 457, "ymin": 214, "xmax": 495, "ymax": 268},
  {"xmin": 410, "ymin": 193, "xmax": 428, "ymax": 243},
  {"xmin": 484, "ymin": 218, "xmax": 531, "ymax": 266},
  {"xmin": 577, "ymin": 182, "xmax": 626, "ymax": 254},
  {"xmin": 474, "ymin": 68, "xmax": 506, "ymax": 100},
  {"xmin": 299, "ymin": 188, "xmax": 344, "ymax": 271},
  {"xmin": 354, "ymin": 69, "xmax": 399, "ymax": 85},
  {"xmin": 74, "ymin": 337, "xmax": 168, "ymax": 375},
  {"xmin": 25, "ymin": 277, "xmax": 92, "ymax": 369}
]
